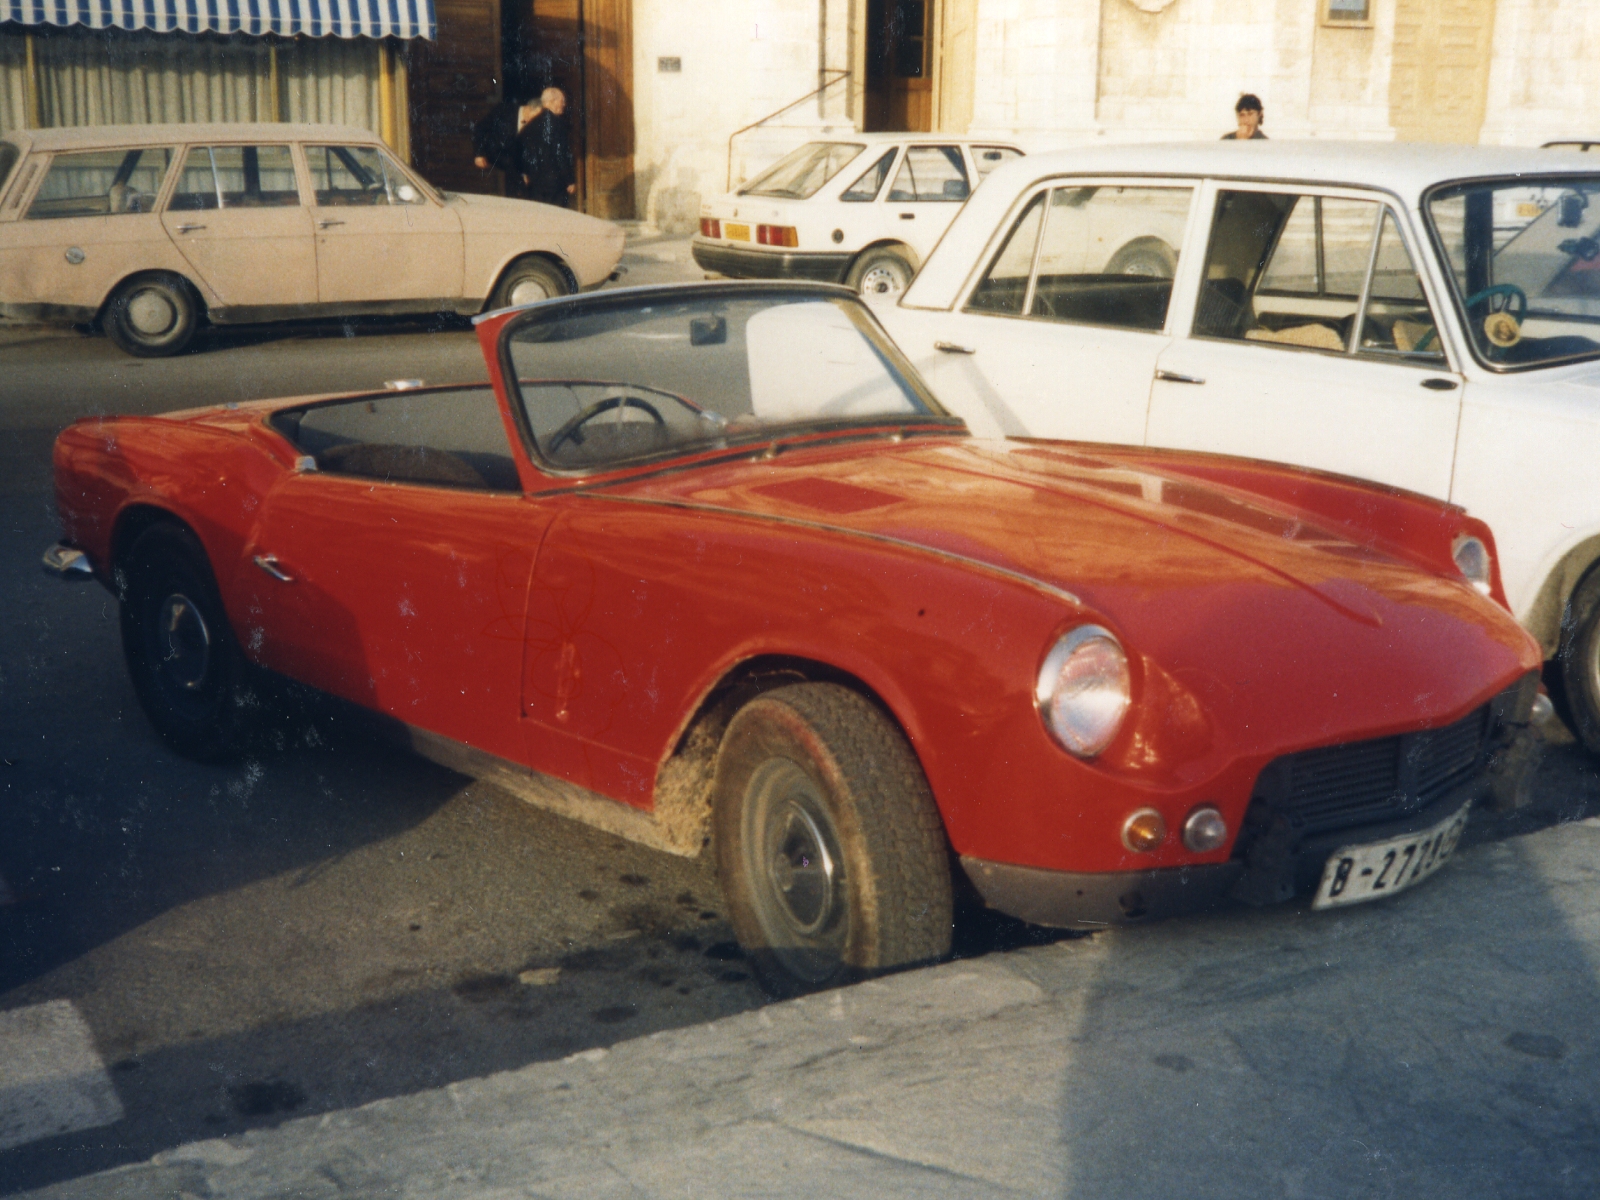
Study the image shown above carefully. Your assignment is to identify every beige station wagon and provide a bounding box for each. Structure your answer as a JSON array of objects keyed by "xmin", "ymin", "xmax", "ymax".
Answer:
[{"xmin": 0, "ymin": 123, "xmax": 625, "ymax": 356}]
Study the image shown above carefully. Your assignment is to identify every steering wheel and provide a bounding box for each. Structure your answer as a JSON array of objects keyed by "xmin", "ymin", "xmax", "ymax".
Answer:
[
  {"xmin": 1465, "ymin": 283, "xmax": 1528, "ymax": 321},
  {"xmin": 547, "ymin": 395, "xmax": 667, "ymax": 456}
]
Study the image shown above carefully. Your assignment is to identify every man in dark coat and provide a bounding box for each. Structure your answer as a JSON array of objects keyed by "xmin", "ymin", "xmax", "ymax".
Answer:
[
  {"xmin": 472, "ymin": 95, "xmax": 540, "ymax": 198},
  {"xmin": 522, "ymin": 87, "xmax": 577, "ymax": 208}
]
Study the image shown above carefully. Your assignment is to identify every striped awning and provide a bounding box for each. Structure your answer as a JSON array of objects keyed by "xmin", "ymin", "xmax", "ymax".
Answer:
[{"xmin": 0, "ymin": 0, "xmax": 435, "ymax": 38}]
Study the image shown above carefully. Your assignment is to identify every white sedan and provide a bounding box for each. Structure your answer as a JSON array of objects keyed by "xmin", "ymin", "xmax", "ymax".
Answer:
[
  {"xmin": 692, "ymin": 135, "xmax": 1022, "ymax": 298},
  {"xmin": 880, "ymin": 141, "xmax": 1600, "ymax": 751}
]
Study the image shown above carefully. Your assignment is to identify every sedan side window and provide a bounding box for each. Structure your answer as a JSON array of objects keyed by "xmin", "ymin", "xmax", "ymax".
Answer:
[
  {"xmin": 1198, "ymin": 190, "xmax": 1443, "ymax": 363},
  {"xmin": 308, "ymin": 145, "xmax": 422, "ymax": 206},
  {"xmin": 887, "ymin": 146, "xmax": 970, "ymax": 202},
  {"xmin": 26, "ymin": 148, "xmax": 173, "ymax": 219},
  {"xmin": 840, "ymin": 149, "xmax": 897, "ymax": 202},
  {"xmin": 966, "ymin": 191, "xmax": 1046, "ymax": 315}
]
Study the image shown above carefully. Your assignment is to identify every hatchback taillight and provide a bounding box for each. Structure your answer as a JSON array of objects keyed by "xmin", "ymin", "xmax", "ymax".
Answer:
[
  {"xmin": 699, "ymin": 217, "xmax": 722, "ymax": 238},
  {"xmin": 756, "ymin": 224, "xmax": 798, "ymax": 248}
]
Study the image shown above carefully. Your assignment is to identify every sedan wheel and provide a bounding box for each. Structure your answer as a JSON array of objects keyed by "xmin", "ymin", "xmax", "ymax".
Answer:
[
  {"xmin": 848, "ymin": 248, "xmax": 915, "ymax": 299},
  {"xmin": 1557, "ymin": 567, "xmax": 1600, "ymax": 754},
  {"xmin": 120, "ymin": 524, "xmax": 248, "ymax": 761},
  {"xmin": 104, "ymin": 273, "xmax": 201, "ymax": 357},
  {"xmin": 712, "ymin": 683, "xmax": 952, "ymax": 996}
]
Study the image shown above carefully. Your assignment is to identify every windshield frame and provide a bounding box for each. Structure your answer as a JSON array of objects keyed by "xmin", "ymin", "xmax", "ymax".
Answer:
[
  {"xmin": 495, "ymin": 282, "xmax": 962, "ymax": 480},
  {"xmin": 1422, "ymin": 173, "xmax": 1600, "ymax": 373},
  {"xmin": 737, "ymin": 141, "xmax": 867, "ymax": 200}
]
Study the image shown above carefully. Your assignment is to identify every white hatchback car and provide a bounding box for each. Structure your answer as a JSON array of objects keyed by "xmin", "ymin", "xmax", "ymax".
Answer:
[
  {"xmin": 881, "ymin": 141, "xmax": 1600, "ymax": 750},
  {"xmin": 0, "ymin": 123, "xmax": 624, "ymax": 356},
  {"xmin": 691, "ymin": 134, "xmax": 1023, "ymax": 298}
]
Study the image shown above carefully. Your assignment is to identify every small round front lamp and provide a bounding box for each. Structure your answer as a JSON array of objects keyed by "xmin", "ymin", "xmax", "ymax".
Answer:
[
  {"xmin": 1452, "ymin": 534, "xmax": 1492, "ymax": 596},
  {"xmin": 1122, "ymin": 808, "xmax": 1167, "ymax": 853},
  {"xmin": 1036, "ymin": 625, "xmax": 1132, "ymax": 758},
  {"xmin": 1182, "ymin": 805, "xmax": 1229, "ymax": 853}
]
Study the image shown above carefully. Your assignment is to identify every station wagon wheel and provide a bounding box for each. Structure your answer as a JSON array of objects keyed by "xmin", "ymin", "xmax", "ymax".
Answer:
[
  {"xmin": 120, "ymin": 523, "xmax": 248, "ymax": 761},
  {"xmin": 490, "ymin": 256, "xmax": 572, "ymax": 309},
  {"xmin": 1556, "ymin": 567, "xmax": 1600, "ymax": 755},
  {"xmin": 712, "ymin": 683, "xmax": 952, "ymax": 996},
  {"xmin": 103, "ymin": 273, "xmax": 201, "ymax": 358},
  {"xmin": 847, "ymin": 247, "xmax": 915, "ymax": 299}
]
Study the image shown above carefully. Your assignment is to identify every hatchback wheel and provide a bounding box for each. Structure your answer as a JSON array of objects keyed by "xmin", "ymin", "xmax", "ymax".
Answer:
[
  {"xmin": 712, "ymin": 683, "xmax": 952, "ymax": 996},
  {"xmin": 848, "ymin": 247, "xmax": 915, "ymax": 299},
  {"xmin": 104, "ymin": 273, "xmax": 201, "ymax": 357}
]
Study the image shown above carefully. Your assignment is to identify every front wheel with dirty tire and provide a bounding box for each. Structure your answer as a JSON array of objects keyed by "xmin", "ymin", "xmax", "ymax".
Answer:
[
  {"xmin": 1556, "ymin": 565, "xmax": 1600, "ymax": 754},
  {"xmin": 120, "ymin": 523, "xmax": 250, "ymax": 761},
  {"xmin": 712, "ymin": 683, "xmax": 953, "ymax": 996}
]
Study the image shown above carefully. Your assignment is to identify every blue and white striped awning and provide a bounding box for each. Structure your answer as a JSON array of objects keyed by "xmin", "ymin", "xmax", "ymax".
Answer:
[{"xmin": 0, "ymin": 0, "xmax": 435, "ymax": 38}]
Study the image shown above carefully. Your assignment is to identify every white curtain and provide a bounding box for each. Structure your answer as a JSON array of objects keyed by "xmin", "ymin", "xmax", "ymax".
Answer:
[{"xmin": 0, "ymin": 30, "xmax": 382, "ymax": 135}]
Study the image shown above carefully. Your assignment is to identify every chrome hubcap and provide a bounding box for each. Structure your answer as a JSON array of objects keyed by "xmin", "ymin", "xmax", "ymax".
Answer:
[
  {"xmin": 509, "ymin": 278, "xmax": 553, "ymax": 306},
  {"xmin": 127, "ymin": 289, "xmax": 177, "ymax": 336},
  {"xmin": 766, "ymin": 800, "xmax": 837, "ymax": 936},
  {"xmin": 157, "ymin": 593, "xmax": 211, "ymax": 690},
  {"xmin": 858, "ymin": 265, "xmax": 905, "ymax": 297}
]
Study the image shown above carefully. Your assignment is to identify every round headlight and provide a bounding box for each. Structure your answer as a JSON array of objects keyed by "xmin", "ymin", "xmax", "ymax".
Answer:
[
  {"xmin": 1036, "ymin": 625, "xmax": 1132, "ymax": 758},
  {"xmin": 1452, "ymin": 534, "xmax": 1492, "ymax": 596}
]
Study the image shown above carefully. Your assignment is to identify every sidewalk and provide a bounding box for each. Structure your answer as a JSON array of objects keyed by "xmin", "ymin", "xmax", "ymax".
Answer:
[{"xmin": 20, "ymin": 814, "xmax": 1600, "ymax": 1200}]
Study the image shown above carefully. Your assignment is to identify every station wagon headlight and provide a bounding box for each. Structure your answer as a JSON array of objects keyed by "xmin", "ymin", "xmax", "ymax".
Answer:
[
  {"xmin": 1036, "ymin": 625, "xmax": 1132, "ymax": 758},
  {"xmin": 1452, "ymin": 534, "xmax": 1492, "ymax": 596}
]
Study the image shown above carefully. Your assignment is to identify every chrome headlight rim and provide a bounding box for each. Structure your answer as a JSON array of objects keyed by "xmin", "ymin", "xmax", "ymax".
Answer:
[
  {"xmin": 1452, "ymin": 533, "xmax": 1492, "ymax": 596},
  {"xmin": 1034, "ymin": 623, "xmax": 1133, "ymax": 759}
]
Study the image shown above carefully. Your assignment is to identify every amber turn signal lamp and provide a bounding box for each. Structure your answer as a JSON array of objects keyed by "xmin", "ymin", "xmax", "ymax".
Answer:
[
  {"xmin": 699, "ymin": 217, "xmax": 721, "ymax": 238},
  {"xmin": 1122, "ymin": 808, "xmax": 1167, "ymax": 853}
]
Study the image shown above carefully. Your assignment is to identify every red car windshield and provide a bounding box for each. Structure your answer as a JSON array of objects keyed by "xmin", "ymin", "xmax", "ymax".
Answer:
[{"xmin": 501, "ymin": 288, "xmax": 955, "ymax": 471}]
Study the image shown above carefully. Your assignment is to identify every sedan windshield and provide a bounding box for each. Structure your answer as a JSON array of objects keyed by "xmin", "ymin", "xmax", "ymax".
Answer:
[
  {"xmin": 1427, "ymin": 176, "xmax": 1600, "ymax": 368},
  {"xmin": 503, "ymin": 288, "xmax": 955, "ymax": 471},
  {"xmin": 739, "ymin": 142, "xmax": 865, "ymax": 199}
]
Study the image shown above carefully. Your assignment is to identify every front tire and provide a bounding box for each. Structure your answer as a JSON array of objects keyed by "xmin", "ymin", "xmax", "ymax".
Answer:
[
  {"xmin": 1557, "ymin": 566, "xmax": 1600, "ymax": 754},
  {"xmin": 847, "ymin": 247, "xmax": 915, "ymax": 299},
  {"xmin": 712, "ymin": 683, "xmax": 953, "ymax": 996},
  {"xmin": 120, "ymin": 524, "xmax": 248, "ymax": 760},
  {"xmin": 490, "ymin": 256, "xmax": 572, "ymax": 310},
  {"xmin": 103, "ymin": 273, "xmax": 201, "ymax": 357}
]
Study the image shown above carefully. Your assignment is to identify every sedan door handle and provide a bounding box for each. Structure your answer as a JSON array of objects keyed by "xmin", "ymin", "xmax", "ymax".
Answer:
[
  {"xmin": 253, "ymin": 555, "xmax": 295, "ymax": 583},
  {"xmin": 899, "ymin": 212, "xmax": 916, "ymax": 220},
  {"xmin": 934, "ymin": 341, "xmax": 976, "ymax": 355},
  {"xmin": 175, "ymin": 223, "xmax": 206, "ymax": 233},
  {"xmin": 1420, "ymin": 377, "xmax": 1459, "ymax": 391},
  {"xmin": 317, "ymin": 219, "xmax": 345, "ymax": 229},
  {"xmin": 1154, "ymin": 369, "xmax": 1206, "ymax": 385}
]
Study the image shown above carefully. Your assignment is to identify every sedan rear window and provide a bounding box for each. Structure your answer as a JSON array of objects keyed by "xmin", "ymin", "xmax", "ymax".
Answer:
[{"xmin": 740, "ymin": 142, "xmax": 865, "ymax": 199}]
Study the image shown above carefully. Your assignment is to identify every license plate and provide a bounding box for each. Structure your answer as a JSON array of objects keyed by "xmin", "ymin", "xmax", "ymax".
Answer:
[
  {"xmin": 1516, "ymin": 202, "xmax": 1543, "ymax": 217},
  {"xmin": 725, "ymin": 223, "xmax": 750, "ymax": 242},
  {"xmin": 1312, "ymin": 802, "xmax": 1470, "ymax": 910}
]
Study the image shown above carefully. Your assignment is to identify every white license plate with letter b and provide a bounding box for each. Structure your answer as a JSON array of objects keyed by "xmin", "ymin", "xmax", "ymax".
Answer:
[{"xmin": 1313, "ymin": 803, "xmax": 1471, "ymax": 910}]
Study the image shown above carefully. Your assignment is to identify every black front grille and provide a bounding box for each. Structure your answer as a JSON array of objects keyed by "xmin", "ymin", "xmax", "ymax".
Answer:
[{"xmin": 1249, "ymin": 705, "xmax": 1489, "ymax": 838}]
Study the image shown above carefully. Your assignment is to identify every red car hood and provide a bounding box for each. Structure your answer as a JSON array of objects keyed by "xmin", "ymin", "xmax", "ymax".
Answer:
[{"xmin": 610, "ymin": 435, "xmax": 1537, "ymax": 742}]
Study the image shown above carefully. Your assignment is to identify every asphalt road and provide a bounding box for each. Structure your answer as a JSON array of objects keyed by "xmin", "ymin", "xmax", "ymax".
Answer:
[{"xmin": 3, "ymin": 234, "xmax": 1599, "ymax": 1196}]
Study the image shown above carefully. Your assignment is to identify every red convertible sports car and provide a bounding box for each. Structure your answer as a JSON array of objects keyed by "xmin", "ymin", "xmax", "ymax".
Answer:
[{"xmin": 46, "ymin": 282, "xmax": 1542, "ymax": 994}]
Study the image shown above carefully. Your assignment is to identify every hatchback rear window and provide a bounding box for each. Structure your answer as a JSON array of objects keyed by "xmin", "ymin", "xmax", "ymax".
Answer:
[{"xmin": 740, "ymin": 142, "xmax": 865, "ymax": 200}]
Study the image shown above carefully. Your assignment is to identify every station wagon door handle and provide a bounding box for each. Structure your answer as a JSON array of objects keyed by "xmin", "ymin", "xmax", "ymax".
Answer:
[
  {"xmin": 252, "ymin": 555, "xmax": 295, "ymax": 583},
  {"xmin": 935, "ymin": 341, "xmax": 976, "ymax": 355},
  {"xmin": 317, "ymin": 219, "xmax": 345, "ymax": 229},
  {"xmin": 1154, "ymin": 369, "xmax": 1206, "ymax": 386},
  {"xmin": 174, "ymin": 223, "xmax": 205, "ymax": 233}
]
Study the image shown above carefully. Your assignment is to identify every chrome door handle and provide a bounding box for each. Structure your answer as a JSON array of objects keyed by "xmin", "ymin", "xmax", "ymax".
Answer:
[
  {"xmin": 1154, "ymin": 369, "xmax": 1206, "ymax": 385},
  {"xmin": 253, "ymin": 555, "xmax": 295, "ymax": 583},
  {"xmin": 317, "ymin": 219, "xmax": 345, "ymax": 229},
  {"xmin": 175, "ymin": 223, "xmax": 205, "ymax": 232},
  {"xmin": 934, "ymin": 341, "xmax": 976, "ymax": 355}
]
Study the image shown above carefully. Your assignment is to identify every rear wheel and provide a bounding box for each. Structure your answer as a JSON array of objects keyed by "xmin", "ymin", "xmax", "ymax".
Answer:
[
  {"xmin": 490, "ymin": 256, "xmax": 572, "ymax": 310},
  {"xmin": 103, "ymin": 273, "xmax": 201, "ymax": 357},
  {"xmin": 1557, "ymin": 566, "xmax": 1600, "ymax": 754},
  {"xmin": 120, "ymin": 523, "xmax": 248, "ymax": 761},
  {"xmin": 847, "ymin": 246, "xmax": 915, "ymax": 299},
  {"xmin": 712, "ymin": 683, "xmax": 952, "ymax": 996},
  {"xmin": 1105, "ymin": 237, "xmax": 1178, "ymax": 279}
]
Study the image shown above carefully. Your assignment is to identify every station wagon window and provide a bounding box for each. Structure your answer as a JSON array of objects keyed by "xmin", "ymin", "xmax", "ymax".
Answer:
[
  {"xmin": 971, "ymin": 146, "xmax": 1022, "ymax": 180},
  {"xmin": 887, "ymin": 146, "xmax": 969, "ymax": 202},
  {"xmin": 26, "ymin": 148, "xmax": 173, "ymax": 219},
  {"xmin": 966, "ymin": 184, "xmax": 1193, "ymax": 331},
  {"xmin": 1197, "ymin": 190, "xmax": 1444, "ymax": 363},
  {"xmin": 307, "ymin": 145, "xmax": 426, "ymax": 206},
  {"xmin": 0, "ymin": 142, "xmax": 18, "ymax": 193},
  {"xmin": 840, "ymin": 149, "xmax": 897, "ymax": 202},
  {"xmin": 169, "ymin": 145, "xmax": 301, "ymax": 211}
]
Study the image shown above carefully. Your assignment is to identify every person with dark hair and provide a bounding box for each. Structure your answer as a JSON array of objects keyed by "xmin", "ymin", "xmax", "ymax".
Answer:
[
  {"xmin": 472, "ymin": 94, "xmax": 542, "ymax": 198},
  {"xmin": 521, "ymin": 87, "xmax": 577, "ymax": 208},
  {"xmin": 1222, "ymin": 94, "xmax": 1267, "ymax": 140}
]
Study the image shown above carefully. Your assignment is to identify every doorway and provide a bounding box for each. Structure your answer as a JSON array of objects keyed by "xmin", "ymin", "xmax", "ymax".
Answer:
[
  {"xmin": 502, "ymin": 0, "xmax": 635, "ymax": 218},
  {"xmin": 864, "ymin": 0, "xmax": 933, "ymax": 132}
]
